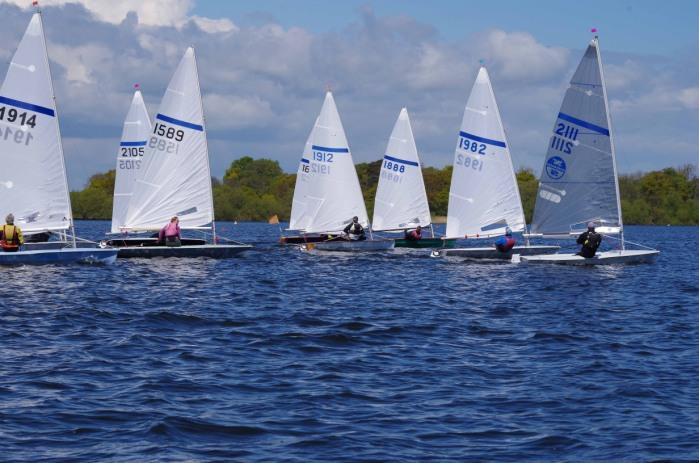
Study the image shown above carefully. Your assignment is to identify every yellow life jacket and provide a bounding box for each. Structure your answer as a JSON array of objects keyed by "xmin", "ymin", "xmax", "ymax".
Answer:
[{"xmin": 2, "ymin": 224, "xmax": 23, "ymax": 245}]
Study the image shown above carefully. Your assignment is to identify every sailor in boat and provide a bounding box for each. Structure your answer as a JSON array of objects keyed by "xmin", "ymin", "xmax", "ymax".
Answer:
[
  {"xmin": 404, "ymin": 225, "xmax": 423, "ymax": 241},
  {"xmin": 159, "ymin": 216, "xmax": 182, "ymax": 247},
  {"xmin": 494, "ymin": 227, "xmax": 516, "ymax": 253},
  {"xmin": 343, "ymin": 216, "xmax": 366, "ymax": 241},
  {"xmin": 576, "ymin": 222, "xmax": 602, "ymax": 258},
  {"xmin": 0, "ymin": 214, "xmax": 24, "ymax": 252}
]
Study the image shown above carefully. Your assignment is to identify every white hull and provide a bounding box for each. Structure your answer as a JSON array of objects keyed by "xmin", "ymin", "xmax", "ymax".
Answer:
[
  {"xmin": 521, "ymin": 249, "xmax": 659, "ymax": 265},
  {"xmin": 434, "ymin": 245, "xmax": 559, "ymax": 260}
]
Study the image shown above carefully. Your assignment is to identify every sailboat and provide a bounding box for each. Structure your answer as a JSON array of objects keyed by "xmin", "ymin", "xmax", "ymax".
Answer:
[
  {"xmin": 372, "ymin": 108, "xmax": 454, "ymax": 249},
  {"xmin": 522, "ymin": 36, "xmax": 658, "ymax": 265},
  {"xmin": 297, "ymin": 91, "xmax": 393, "ymax": 252},
  {"xmin": 110, "ymin": 86, "xmax": 151, "ymax": 236},
  {"xmin": 0, "ymin": 12, "xmax": 117, "ymax": 265},
  {"xmin": 433, "ymin": 66, "xmax": 558, "ymax": 259},
  {"xmin": 103, "ymin": 47, "xmax": 251, "ymax": 258},
  {"xmin": 278, "ymin": 118, "xmax": 330, "ymax": 244}
]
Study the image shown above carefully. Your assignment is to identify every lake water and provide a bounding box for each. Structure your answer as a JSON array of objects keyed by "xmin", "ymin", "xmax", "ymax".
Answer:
[{"xmin": 2, "ymin": 222, "xmax": 698, "ymax": 462}]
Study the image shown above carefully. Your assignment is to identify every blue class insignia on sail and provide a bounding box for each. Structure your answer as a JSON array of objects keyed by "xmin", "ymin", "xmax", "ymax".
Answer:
[{"xmin": 546, "ymin": 156, "xmax": 567, "ymax": 180}]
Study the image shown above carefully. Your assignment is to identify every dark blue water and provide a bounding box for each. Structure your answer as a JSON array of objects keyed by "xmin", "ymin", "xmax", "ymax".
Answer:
[{"xmin": 2, "ymin": 222, "xmax": 698, "ymax": 462}]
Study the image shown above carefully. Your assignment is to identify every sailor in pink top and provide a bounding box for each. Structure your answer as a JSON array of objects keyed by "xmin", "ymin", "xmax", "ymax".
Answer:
[{"xmin": 159, "ymin": 216, "xmax": 182, "ymax": 246}]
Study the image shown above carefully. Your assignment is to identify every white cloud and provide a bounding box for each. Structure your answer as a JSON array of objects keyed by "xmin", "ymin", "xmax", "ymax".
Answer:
[
  {"xmin": 479, "ymin": 29, "xmax": 569, "ymax": 81},
  {"xmin": 678, "ymin": 87, "xmax": 699, "ymax": 109},
  {"xmin": 190, "ymin": 15, "xmax": 237, "ymax": 34},
  {"xmin": 1, "ymin": 0, "xmax": 237, "ymax": 31}
]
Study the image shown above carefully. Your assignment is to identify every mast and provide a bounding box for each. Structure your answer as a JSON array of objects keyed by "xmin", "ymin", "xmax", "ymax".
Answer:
[
  {"xmin": 595, "ymin": 35, "xmax": 625, "ymax": 250},
  {"xmin": 191, "ymin": 46, "xmax": 217, "ymax": 244},
  {"xmin": 37, "ymin": 9, "xmax": 76, "ymax": 247}
]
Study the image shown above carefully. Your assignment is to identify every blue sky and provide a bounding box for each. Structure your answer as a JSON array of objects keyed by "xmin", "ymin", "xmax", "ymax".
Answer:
[
  {"xmin": 0, "ymin": 0, "xmax": 697, "ymax": 189},
  {"xmin": 194, "ymin": 0, "xmax": 697, "ymax": 55}
]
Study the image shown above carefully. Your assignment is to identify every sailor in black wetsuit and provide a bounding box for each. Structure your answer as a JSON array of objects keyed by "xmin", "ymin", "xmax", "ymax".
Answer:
[
  {"xmin": 343, "ymin": 216, "xmax": 366, "ymax": 241},
  {"xmin": 576, "ymin": 222, "xmax": 602, "ymax": 258}
]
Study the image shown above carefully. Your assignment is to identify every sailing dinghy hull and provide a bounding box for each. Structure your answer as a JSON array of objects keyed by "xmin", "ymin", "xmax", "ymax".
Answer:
[
  {"xmin": 394, "ymin": 238, "xmax": 456, "ymax": 249},
  {"xmin": 279, "ymin": 235, "xmax": 339, "ymax": 245},
  {"xmin": 521, "ymin": 249, "xmax": 659, "ymax": 265},
  {"xmin": 0, "ymin": 248, "xmax": 117, "ymax": 265},
  {"xmin": 434, "ymin": 245, "xmax": 560, "ymax": 260},
  {"xmin": 305, "ymin": 240, "xmax": 395, "ymax": 252},
  {"xmin": 115, "ymin": 244, "xmax": 252, "ymax": 258}
]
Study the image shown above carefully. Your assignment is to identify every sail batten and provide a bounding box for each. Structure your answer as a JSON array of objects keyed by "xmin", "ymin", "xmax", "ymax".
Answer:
[
  {"xmin": 445, "ymin": 66, "xmax": 526, "ymax": 239},
  {"xmin": 372, "ymin": 108, "xmax": 431, "ymax": 231},
  {"xmin": 0, "ymin": 13, "xmax": 72, "ymax": 233},
  {"xmin": 123, "ymin": 47, "xmax": 214, "ymax": 231},
  {"xmin": 530, "ymin": 39, "xmax": 621, "ymax": 236}
]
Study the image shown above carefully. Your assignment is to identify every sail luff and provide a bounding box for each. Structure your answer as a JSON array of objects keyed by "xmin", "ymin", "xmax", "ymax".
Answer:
[
  {"xmin": 487, "ymin": 72, "xmax": 527, "ymax": 233},
  {"xmin": 37, "ymin": 11, "xmax": 74, "ymax": 244},
  {"xmin": 594, "ymin": 37, "xmax": 624, "ymax": 247},
  {"xmin": 190, "ymin": 47, "xmax": 216, "ymax": 235}
]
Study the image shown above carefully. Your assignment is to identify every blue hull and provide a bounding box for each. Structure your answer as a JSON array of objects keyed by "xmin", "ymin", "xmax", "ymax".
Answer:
[{"xmin": 0, "ymin": 248, "xmax": 118, "ymax": 265}]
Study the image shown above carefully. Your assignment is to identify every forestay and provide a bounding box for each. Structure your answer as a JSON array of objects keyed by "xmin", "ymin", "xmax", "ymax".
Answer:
[
  {"xmin": 372, "ymin": 108, "xmax": 431, "ymax": 231},
  {"xmin": 124, "ymin": 47, "xmax": 214, "ymax": 231},
  {"xmin": 302, "ymin": 92, "xmax": 368, "ymax": 234},
  {"xmin": 111, "ymin": 90, "xmax": 151, "ymax": 233},
  {"xmin": 288, "ymin": 119, "xmax": 316, "ymax": 231},
  {"xmin": 0, "ymin": 13, "xmax": 72, "ymax": 233},
  {"xmin": 445, "ymin": 66, "xmax": 525, "ymax": 239},
  {"xmin": 530, "ymin": 38, "xmax": 621, "ymax": 236}
]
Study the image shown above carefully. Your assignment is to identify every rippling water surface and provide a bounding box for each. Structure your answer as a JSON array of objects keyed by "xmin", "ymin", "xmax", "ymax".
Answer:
[{"xmin": 2, "ymin": 222, "xmax": 698, "ymax": 462}]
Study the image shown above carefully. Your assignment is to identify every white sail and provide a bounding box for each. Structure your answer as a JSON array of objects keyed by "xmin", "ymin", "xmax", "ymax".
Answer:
[
  {"xmin": 288, "ymin": 119, "xmax": 316, "ymax": 231},
  {"xmin": 123, "ymin": 47, "xmax": 214, "ymax": 231},
  {"xmin": 111, "ymin": 90, "xmax": 151, "ymax": 233},
  {"xmin": 445, "ymin": 66, "xmax": 526, "ymax": 239},
  {"xmin": 372, "ymin": 108, "xmax": 431, "ymax": 231},
  {"xmin": 530, "ymin": 38, "xmax": 621, "ymax": 236},
  {"xmin": 303, "ymin": 92, "xmax": 368, "ymax": 234},
  {"xmin": 0, "ymin": 13, "xmax": 72, "ymax": 233}
]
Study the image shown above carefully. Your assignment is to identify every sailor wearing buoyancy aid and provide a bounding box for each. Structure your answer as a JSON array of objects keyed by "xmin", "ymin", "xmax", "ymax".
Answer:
[
  {"xmin": 576, "ymin": 222, "xmax": 602, "ymax": 258},
  {"xmin": 494, "ymin": 227, "xmax": 516, "ymax": 252},
  {"xmin": 343, "ymin": 216, "xmax": 366, "ymax": 241},
  {"xmin": 0, "ymin": 213, "xmax": 24, "ymax": 251}
]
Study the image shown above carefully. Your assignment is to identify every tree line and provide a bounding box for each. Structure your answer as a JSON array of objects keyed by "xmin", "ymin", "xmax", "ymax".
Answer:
[{"xmin": 71, "ymin": 157, "xmax": 699, "ymax": 225}]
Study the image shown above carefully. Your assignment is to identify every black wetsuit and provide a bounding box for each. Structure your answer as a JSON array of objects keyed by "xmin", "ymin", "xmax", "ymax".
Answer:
[
  {"xmin": 344, "ymin": 222, "xmax": 366, "ymax": 241},
  {"xmin": 576, "ymin": 230, "xmax": 602, "ymax": 258}
]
